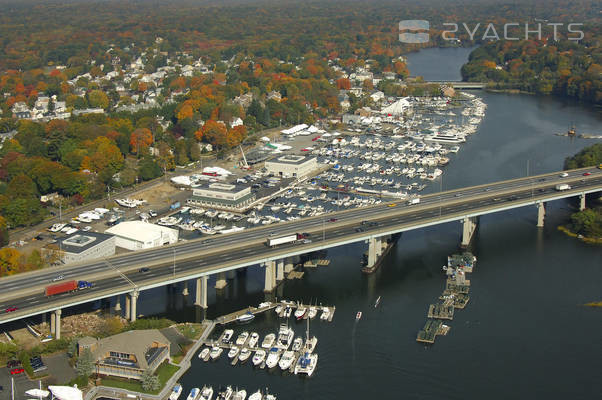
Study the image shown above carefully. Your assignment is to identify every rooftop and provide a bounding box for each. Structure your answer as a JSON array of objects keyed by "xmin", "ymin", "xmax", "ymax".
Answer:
[
  {"xmin": 268, "ymin": 155, "xmax": 315, "ymax": 165},
  {"xmin": 106, "ymin": 221, "xmax": 177, "ymax": 242},
  {"xmin": 56, "ymin": 231, "xmax": 114, "ymax": 254}
]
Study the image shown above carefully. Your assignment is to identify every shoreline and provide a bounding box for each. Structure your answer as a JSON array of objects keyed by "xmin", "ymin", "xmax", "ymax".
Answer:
[{"xmin": 557, "ymin": 225, "xmax": 602, "ymax": 245}]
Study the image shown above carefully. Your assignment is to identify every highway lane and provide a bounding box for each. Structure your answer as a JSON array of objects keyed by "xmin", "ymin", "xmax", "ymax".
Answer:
[
  {"xmin": 1, "ymin": 171, "xmax": 601, "ymax": 321},
  {"xmin": 0, "ymin": 166, "xmax": 600, "ymax": 296}
]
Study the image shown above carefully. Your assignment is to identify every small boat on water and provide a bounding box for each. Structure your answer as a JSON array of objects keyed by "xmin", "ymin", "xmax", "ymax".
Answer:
[
  {"xmin": 238, "ymin": 347, "xmax": 252, "ymax": 362},
  {"xmin": 228, "ymin": 346, "xmax": 240, "ymax": 359},
  {"xmin": 356, "ymin": 311, "xmax": 362, "ymax": 320},
  {"xmin": 248, "ymin": 391, "xmax": 262, "ymax": 400},
  {"xmin": 237, "ymin": 312, "xmax": 255, "ymax": 324},
  {"xmin": 186, "ymin": 388, "xmax": 201, "ymax": 400},
  {"xmin": 292, "ymin": 337, "xmax": 303, "ymax": 352},
  {"xmin": 283, "ymin": 306, "xmax": 292, "ymax": 318},
  {"xmin": 374, "ymin": 296, "xmax": 381, "ymax": 308},
  {"xmin": 276, "ymin": 323, "xmax": 294, "ymax": 349},
  {"xmin": 294, "ymin": 305, "xmax": 307, "ymax": 320},
  {"xmin": 266, "ymin": 347, "xmax": 282, "ymax": 369},
  {"xmin": 278, "ymin": 350, "xmax": 295, "ymax": 370},
  {"xmin": 320, "ymin": 307, "xmax": 330, "ymax": 320},
  {"xmin": 235, "ymin": 331, "xmax": 249, "ymax": 346},
  {"xmin": 222, "ymin": 329, "xmax": 234, "ymax": 343},
  {"xmin": 210, "ymin": 346, "xmax": 223, "ymax": 360},
  {"xmin": 198, "ymin": 347, "xmax": 210, "ymax": 359},
  {"xmin": 252, "ymin": 349, "xmax": 266, "ymax": 366},
  {"xmin": 274, "ymin": 305, "xmax": 283, "ymax": 314},
  {"xmin": 294, "ymin": 352, "xmax": 319, "ymax": 377},
  {"xmin": 248, "ymin": 332, "xmax": 259, "ymax": 348},
  {"xmin": 216, "ymin": 386, "xmax": 233, "ymax": 400},
  {"xmin": 232, "ymin": 389, "xmax": 246, "ymax": 400},
  {"xmin": 261, "ymin": 333, "xmax": 276, "ymax": 349},
  {"xmin": 169, "ymin": 384, "xmax": 183, "ymax": 400},
  {"xmin": 200, "ymin": 386, "xmax": 213, "ymax": 400},
  {"xmin": 308, "ymin": 306, "xmax": 318, "ymax": 319}
]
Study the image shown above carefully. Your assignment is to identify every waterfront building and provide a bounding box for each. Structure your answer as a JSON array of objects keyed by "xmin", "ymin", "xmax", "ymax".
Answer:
[
  {"xmin": 106, "ymin": 221, "xmax": 178, "ymax": 250},
  {"xmin": 77, "ymin": 330, "xmax": 170, "ymax": 380},
  {"xmin": 42, "ymin": 231, "xmax": 116, "ymax": 265},
  {"xmin": 187, "ymin": 182, "xmax": 256, "ymax": 212},
  {"xmin": 265, "ymin": 155, "xmax": 318, "ymax": 179}
]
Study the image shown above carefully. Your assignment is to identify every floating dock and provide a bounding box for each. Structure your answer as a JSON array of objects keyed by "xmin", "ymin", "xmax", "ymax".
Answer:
[
  {"xmin": 217, "ymin": 303, "xmax": 277, "ymax": 325},
  {"xmin": 416, "ymin": 320, "xmax": 450, "ymax": 344},
  {"xmin": 427, "ymin": 303, "xmax": 454, "ymax": 320}
]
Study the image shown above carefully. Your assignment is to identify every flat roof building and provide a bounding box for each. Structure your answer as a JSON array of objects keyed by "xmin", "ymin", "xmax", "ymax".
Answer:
[
  {"xmin": 265, "ymin": 155, "xmax": 318, "ymax": 179},
  {"xmin": 187, "ymin": 182, "xmax": 255, "ymax": 212},
  {"xmin": 42, "ymin": 231, "xmax": 115, "ymax": 265},
  {"xmin": 106, "ymin": 221, "xmax": 178, "ymax": 251},
  {"xmin": 78, "ymin": 330, "xmax": 170, "ymax": 380}
]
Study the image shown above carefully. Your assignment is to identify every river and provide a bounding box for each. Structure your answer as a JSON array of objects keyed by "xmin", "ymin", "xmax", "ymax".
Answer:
[{"xmin": 136, "ymin": 47, "xmax": 602, "ymax": 400}]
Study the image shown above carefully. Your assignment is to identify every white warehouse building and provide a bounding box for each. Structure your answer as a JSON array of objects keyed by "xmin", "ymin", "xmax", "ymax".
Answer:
[
  {"xmin": 265, "ymin": 155, "xmax": 318, "ymax": 179},
  {"xmin": 106, "ymin": 221, "xmax": 178, "ymax": 251}
]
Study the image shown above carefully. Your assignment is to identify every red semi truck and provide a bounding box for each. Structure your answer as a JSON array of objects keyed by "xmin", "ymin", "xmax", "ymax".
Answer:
[{"xmin": 45, "ymin": 280, "xmax": 93, "ymax": 296}]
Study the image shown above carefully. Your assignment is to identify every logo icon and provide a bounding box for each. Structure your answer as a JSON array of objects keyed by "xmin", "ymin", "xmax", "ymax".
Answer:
[{"xmin": 399, "ymin": 20, "xmax": 430, "ymax": 43}]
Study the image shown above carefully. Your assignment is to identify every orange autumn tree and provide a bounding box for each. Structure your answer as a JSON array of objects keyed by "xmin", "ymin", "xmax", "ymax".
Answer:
[
  {"xmin": 130, "ymin": 128, "xmax": 153, "ymax": 155},
  {"xmin": 201, "ymin": 120, "xmax": 228, "ymax": 151},
  {"xmin": 226, "ymin": 125, "xmax": 247, "ymax": 148}
]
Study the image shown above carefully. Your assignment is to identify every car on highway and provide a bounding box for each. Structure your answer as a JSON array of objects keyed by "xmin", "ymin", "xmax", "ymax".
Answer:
[
  {"xmin": 387, "ymin": 203, "xmax": 397, "ymax": 207},
  {"xmin": 5, "ymin": 307, "xmax": 17, "ymax": 313},
  {"xmin": 139, "ymin": 267, "xmax": 150, "ymax": 273},
  {"xmin": 538, "ymin": 178, "xmax": 546, "ymax": 182},
  {"xmin": 454, "ymin": 193, "xmax": 462, "ymax": 197},
  {"xmin": 328, "ymin": 218, "xmax": 338, "ymax": 222},
  {"xmin": 560, "ymin": 172, "xmax": 569, "ymax": 177},
  {"xmin": 302, "ymin": 239, "xmax": 312, "ymax": 244},
  {"xmin": 10, "ymin": 368, "xmax": 24, "ymax": 375},
  {"xmin": 583, "ymin": 172, "xmax": 591, "ymax": 176},
  {"xmin": 483, "ymin": 187, "xmax": 492, "ymax": 192},
  {"xmin": 355, "ymin": 227, "xmax": 365, "ymax": 233},
  {"xmin": 52, "ymin": 275, "xmax": 64, "ymax": 282}
]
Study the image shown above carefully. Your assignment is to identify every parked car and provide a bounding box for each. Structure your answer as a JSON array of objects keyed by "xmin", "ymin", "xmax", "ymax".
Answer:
[{"xmin": 10, "ymin": 368, "xmax": 24, "ymax": 375}]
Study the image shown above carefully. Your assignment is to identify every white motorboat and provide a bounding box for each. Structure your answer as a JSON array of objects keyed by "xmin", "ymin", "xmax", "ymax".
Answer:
[
  {"xmin": 228, "ymin": 346, "xmax": 239, "ymax": 359},
  {"xmin": 261, "ymin": 333, "xmax": 275, "ymax": 349},
  {"xmin": 248, "ymin": 391, "xmax": 262, "ymax": 400},
  {"xmin": 265, "ymin": 347, "xmax": 281, "ymax": 368},
  {"xmin": 320, "ymin": 307, "xmax": 331, "ymax": 320},
  {"xmin": 186, "ymin": 388, "xmax": 201, "ymax": 400},
  {"xmin": 278, "ymin": 350, "xmax": 295, "ymax": 370},
  {"xmin": 305, "ymin": 336, "xmax": 318, "ymax": 353},
  {"xmin": 200, "ymin": 386, "xmax": 213, "ymax": 400},
  {"xmin": 248, "ymin": 332, "xmax": 259, "ymax": 348},
  {"xmin": 222, "ymin": 329, "xmax": 234, "ymax": 343},
  {"xmin": 294, "ymin": 306, "xmax": 307, "ymax": 320},
  {"xmin": 276, "ymin": 324, "xmax": 294, "ymax": 349},
  {"xmin": 252, "ymin": 349, "xmax": 266, "ymax": 366},
  {"xmin": 48, "ymin": 223, "xmax": 66, "ymax": 232},
  {"xmin": 235, "ymin": 331, "xmax": 249, "ymax": 346},
  {"xmin": 374, "ymin": 296, "xmax": 381, "ymax": 308},
  {"xmin": 209, "ymin": 346, "xmax": 223, "ymax": 360},
  {"xmin": 216, "ymin": 386, "xmax": 233, "ymax": 400},
  {"xmin": 198, "ymin": 347, "xmax": 210, "ymax": 359},
  {"xmin": 238, "ymin": 347, "xmax": 251, "ymax": 362},
  {"xmin": 356, "ymin": 311, "xmax": 362, "ymax": 320},
  {"xmin": 232, "ymin": 389, "xmax": 246, "ymax": 400},
  {"xmin": 236, "ymin": 312, "xmax": 255, "ymax": 323},
  {"xmin": 169, "ymin": 384, "xmax": 183, "ymax": 400},
  {"xmin": 294, "ymin": 352, "xmax": 318, "ymax": 377},
  {"xmin": 292, "ymin": 337, "xmax": 303, "ymax": 352},
  {"xmin": 308, "ymin": 306, "xmax": 318, "ymax": 319},
  {"xmin": 283, "ymin": 306, "xmax": 292, "ymax": 318},
  {"xmin": 274, "ymin": 305, "xmax": 283, "ymax": 314}
]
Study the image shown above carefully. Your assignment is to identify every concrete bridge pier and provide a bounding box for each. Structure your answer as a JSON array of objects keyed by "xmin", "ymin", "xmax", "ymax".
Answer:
[
  {"xmin": 579, "ymin": 194, "xmax": 586, "ymax": 211},
  {"xmin": 124, "ymin": 295, "xmax": 131, "ymax": 320},
  {"xmin": 276, "ymin": 259, "xmax": 285, "ymax": 281},
  {"xmin": 227, "ymin": 270, "xmax": 236, "ymax": 280},
  {"xmin": 263, "ymin": 261, "xmax": 276, "ymax": 292},
  {"xmin": 536, "ymin": 202, "xmax": 546, "ymax": 228},
  {"xmin": 461, "ymin": 217, "xmax": 477, "ymax": 248},
  {"xmin": 215, "ymin": 272, "xmax": 227, "ymax": 289},
  {"xmin": 366, "ymin": 236, "xmax": 383, "ymax": 270},
  {"xmin": 52, "ymin": 309, "xmax": 62, "ymax": 339},
  {"xmin": 128, "ymin": 291, "xmax": 138, "ymax": 322},
  {"xmin": 194, "ymin": 276, "xmax": 208, "ymax": 308}
]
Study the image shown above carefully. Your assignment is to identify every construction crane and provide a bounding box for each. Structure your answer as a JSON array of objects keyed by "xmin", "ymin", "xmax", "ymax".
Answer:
[{"xmin": 239, "ymin": 145, "xmax": 251, "ymax": 170}]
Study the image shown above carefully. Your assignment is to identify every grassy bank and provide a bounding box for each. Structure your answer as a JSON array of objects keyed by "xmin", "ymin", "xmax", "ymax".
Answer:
[{"xmin": 100, "ymin": 362, "xmax": 180, "ymax": 394}]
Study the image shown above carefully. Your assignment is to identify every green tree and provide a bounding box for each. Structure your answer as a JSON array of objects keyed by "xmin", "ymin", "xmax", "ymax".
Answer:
[
  {"xmin": 76, "ymin": 347, "xmax": 95, "ymax": 377},
  {"xmin": 138, "ymin": 157, "xmax": 162, "ymax": 181},
  {"xmin": 141, "ymin": 368, "xmax": 160, "ymax": 392},
  {"xmin": 87, "ymin": 90, "xmax": 110, "ymax": 109},
  {"xmin": 0, "ymin": 216, "xmax": 8, "ymax": 247}
]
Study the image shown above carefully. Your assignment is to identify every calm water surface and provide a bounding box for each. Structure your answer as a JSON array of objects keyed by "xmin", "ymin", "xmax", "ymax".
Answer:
[{"xmin": 135, "ymin": 48, "xmax": 602, "ymax": 400}]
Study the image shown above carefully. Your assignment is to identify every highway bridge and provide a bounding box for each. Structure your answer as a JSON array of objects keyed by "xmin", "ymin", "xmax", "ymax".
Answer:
[
  {"xmin": 0, "ymin": 167, "xmax": 600, "ymax": 337},
  {"xmin": 424, "ymin": 81, "xmax": 488, "ymax": 89}
]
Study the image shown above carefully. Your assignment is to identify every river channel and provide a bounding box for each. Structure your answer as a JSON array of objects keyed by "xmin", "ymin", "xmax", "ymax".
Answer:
[{"xmin": 133, "ymin": 47, "xmax": 601, "ymax": 400}]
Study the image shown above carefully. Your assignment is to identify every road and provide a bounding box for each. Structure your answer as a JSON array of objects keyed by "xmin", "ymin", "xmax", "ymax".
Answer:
[{"xmin": 0, "ymin": 167, "xmax": 600, "ymax": 324}]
